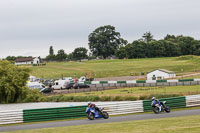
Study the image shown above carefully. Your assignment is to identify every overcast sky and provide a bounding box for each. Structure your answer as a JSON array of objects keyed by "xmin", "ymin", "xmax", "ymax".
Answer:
[{"xmin": 0, "ymin": 0, "xmax": 200, "ymax": 58}]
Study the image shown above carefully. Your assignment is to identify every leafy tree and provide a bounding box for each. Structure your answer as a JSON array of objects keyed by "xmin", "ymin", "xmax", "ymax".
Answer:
[
  {"xmin": 193, "ymin": 41, "xmax": 200, "ymax": 55},
  {"xmin": 164, "ymin": 34, "xmax": 176, "ymax": 42},
  {"xmin": 56, "ymin": 49, "xmax": 67, "ymax": 61},
  {"xmin": 5, "ymin": 56, "xmax": 16, "ymax": 61},
  {"xmin": 88, "ymin": 25, "xmax": 127, "ymax": 58},
  {"xmin": 125, "ymin": 41, "xmax": 146, "ymax": 58},
  {"xmin": 142, "ymin": 32, "xmax": 154, "ymax": 42},
  {"xmin": 49, "ymin": 46, "xmax": 54, "ymax": 55},
  {"xmin": 46, "ymin": 54, "xmax": 56, "ymax": 61},
  {"xmin": 176, "ymin": 36, "xmax": 196, "ymax": 55},
  {"xmin": 162, "ymin": 40, "xmax": 181, "ymax": 57},
  {"xmin": 73, "ymin": 47, "xmax": 88, "ymax": 60},
  {"xmin": 46, "ymin": 46, "xmax": 56, "ymax": 61},
  {"xmin": 67, "ymin": 53, "xmax": 74, "ymax": 61},
  {"xmin": 115, "ymin": 46, "xmax": 127, "ymax": 59},
  {"xmin": 0, "ymin": 60, "xmax": 30, "ymax": 103}
]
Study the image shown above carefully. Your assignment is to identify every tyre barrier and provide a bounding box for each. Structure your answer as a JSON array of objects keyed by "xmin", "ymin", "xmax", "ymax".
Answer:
[{"xmin": 1, "ymin": 94, "xmax": 200, "ymax": 125}]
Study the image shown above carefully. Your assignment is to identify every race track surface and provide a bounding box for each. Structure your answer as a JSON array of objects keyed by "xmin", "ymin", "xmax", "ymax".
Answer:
[{"xmin": 0, "ymin": 109, "xmax": 200, "ymax": 132}]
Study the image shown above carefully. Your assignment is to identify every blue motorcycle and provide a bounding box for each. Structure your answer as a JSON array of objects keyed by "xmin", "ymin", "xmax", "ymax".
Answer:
[
  {"xmin": 152, "ymin": 101, "xmax": 171, "ymax": 114},
  {"xmin": 86, "ymin": 107, "xmax": 109, "ymax": 120}
]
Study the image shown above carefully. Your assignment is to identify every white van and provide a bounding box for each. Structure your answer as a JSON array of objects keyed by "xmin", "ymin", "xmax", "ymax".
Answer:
[
  {"xmin": 52, "ymin": 79, "xmax": 73, "ymax": 90},
  {"xmin": 27, "ymin": 82, "xmax": 45, "ymax": 90}
]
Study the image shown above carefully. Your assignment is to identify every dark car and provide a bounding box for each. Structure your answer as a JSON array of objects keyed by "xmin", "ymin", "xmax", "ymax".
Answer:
[
  {"xmin": 65, "ymin": 82, "xmax": 74, "ymax": 89},
  {"xmin": 73, "ymin": 83, "xmax": 90, "ymax": 89},
  {"xmin": 40, "ymin": 87, "xmax": 53, "ymax": 93}
]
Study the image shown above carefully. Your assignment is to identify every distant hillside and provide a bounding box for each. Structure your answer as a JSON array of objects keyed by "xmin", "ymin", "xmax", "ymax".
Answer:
[{"xmin": 29, "ymin": 55, "xmax": 200, "ymax": 79}]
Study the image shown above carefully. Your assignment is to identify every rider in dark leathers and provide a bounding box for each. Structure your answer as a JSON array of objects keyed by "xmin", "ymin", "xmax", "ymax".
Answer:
[{"xmin": 88, "ymin": 102, "xmax": 101, "ymax": 114}]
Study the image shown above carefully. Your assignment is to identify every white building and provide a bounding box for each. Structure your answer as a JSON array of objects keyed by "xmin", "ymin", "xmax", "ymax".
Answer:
[
  {"xmin": 15, "ymin": 57, "xmax": 40, "ymax": 65},
  {"xmin": 147, "ymin": 69, "xmax": 176, "ymax": 80}
]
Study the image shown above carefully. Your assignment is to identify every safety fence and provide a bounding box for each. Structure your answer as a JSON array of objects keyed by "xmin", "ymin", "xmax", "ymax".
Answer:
[
  {"xmin": 186, "ymin": 94, "xmax": 200, "ymax": 107},
  {"xmin": 0, "ymin": 94, "xmax": 200, "ymax": 125},
  {"xmin": 79, "ymin": 79, "xmax": 200, "ymax": 89},
  {"xmin": 23, "ymin": 106, "xmax": 87, "ymax": 123},
  {"xmin": 83, "ymin": 78, "xmax": 198, "ymax": 84},
  {"xmin": 0, "ymin": 109, "xmax": 23, "ymax": 125},
  {"xmin": 96, "ymin": 101, "xmax": 143, "ymax": 115}
]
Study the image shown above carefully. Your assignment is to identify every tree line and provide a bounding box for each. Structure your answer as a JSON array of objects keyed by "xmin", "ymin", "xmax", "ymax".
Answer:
[
  {"xmin": 88, "ymin": 25, "xmax": 200, "ymax": 59},
  {"xmin": 5, "ymin": 25, "xmax": 200, "ymax": 62},
  {"xmin": 45, "ymin": 46, "xmax": 88, "ymax": 61}
]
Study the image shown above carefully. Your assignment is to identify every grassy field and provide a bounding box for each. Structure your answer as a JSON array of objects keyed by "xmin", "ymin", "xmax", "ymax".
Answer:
[
  {"xmin": 4, "ymin": 115, "xmax": 200, "ymax": 133},
  {"xmin": 28, "ymin": 56, "xmax": 200, "ymax": 79},
  {"xmin": 64, "ymin": 85, "xmax": 200, "ymax": 97}
]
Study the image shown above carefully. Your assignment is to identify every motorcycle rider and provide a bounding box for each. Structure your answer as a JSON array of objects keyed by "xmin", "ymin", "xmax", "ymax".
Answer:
[
  {"xmin": 151, "ymin": 97, "xmax": 162, "ymax": 111},
  {"xmin": 88, "ymin": 102, "xmax": 101, "ymax": 114}
]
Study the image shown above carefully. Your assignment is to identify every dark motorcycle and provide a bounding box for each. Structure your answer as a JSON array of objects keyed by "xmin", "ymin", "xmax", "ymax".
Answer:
[
  {"xmin": 152, "ymin": 101, "xmax": 171, "ymax": 114},
  {"xmin": 86, "ymin": 107, "xmax": 109, "ymax": 120}
]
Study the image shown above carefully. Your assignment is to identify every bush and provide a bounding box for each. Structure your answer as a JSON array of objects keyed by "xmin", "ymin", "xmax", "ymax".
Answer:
[
  {"xmin": 100, "ymin": 96, "xmax": 112, "ymax": 101},
  {"xmin": 139, "ymin": 95, "xmax": 148, "ymax": 100},
  {"xmin": 23, "ymin": 89, "xmax": 43, "ymax": 103},
  {"xmin": 124, "ymin": 96, "xmax": 138, "ymax": 101},
  {"xmin": 148, "ymin": 94, "xmax": 181, "ymax": 100},
  {"xmin": 112, "ymin": 96, "xmax": 123, "ymax": 101}
]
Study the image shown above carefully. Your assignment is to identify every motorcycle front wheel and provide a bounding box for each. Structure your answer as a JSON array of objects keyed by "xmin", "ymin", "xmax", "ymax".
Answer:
[
  {"xmin": 152, "ymin": 107, "xmax": 160, "ymax": 114},
  {"xmin": 102, "ymin": 111, "xmax": 109, "ymax": 119},
  {"xmin": 87, "ymin": 113, "xmax": 95, "ymax": 120}
]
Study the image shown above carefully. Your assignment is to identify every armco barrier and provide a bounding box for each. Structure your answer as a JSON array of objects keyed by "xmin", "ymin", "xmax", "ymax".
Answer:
[
  {"xmin": 23, "ymin": 105, "xmax": 87, "ymax": 122},
  {"xmin": 96, "ymin": 101, "xmax": 143, "ymax": 115},
  {"xmin": 186, "ymin": 94, "xmax": 200, "ymax": 107},
  {"xmin": 143, "ymin": 96, "xmax": 186, "ymax": 112},
  {"xmin": 0, "ymin": 109, "xmax": 23, "ymax": 125}
]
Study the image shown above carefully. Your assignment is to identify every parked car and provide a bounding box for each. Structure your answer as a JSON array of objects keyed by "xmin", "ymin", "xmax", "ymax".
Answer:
[
  {"xmin": 73, "ymin": 83, "xmax": 90, "ymax": 89},
  {"xmin": 27, "ymin": 82, "xmax": 45, "ymax": 90},
  {"xmin": 43, "ymin": 79, "xmax": 54, "ymax": 86},
  {"xmin": 66, "ymin": 82, "xmax": 74, "ymax": 89},
  {"xmin": 40, "ymin": 87, "xmax": 53, "ymax": 93}
]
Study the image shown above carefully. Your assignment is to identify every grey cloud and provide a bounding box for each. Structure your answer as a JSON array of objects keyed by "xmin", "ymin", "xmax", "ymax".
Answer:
[{"xmin": 0, "ymin": 0, "xmax": 200, "ymax": 58}]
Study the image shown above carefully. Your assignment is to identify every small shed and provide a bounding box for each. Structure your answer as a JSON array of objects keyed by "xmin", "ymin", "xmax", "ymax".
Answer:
[
  {"xmin": 33, "ymin": 57, "xmax": 40, "ymax": 64},
  {"xmin": 15, "ymin": 57, "xmax": 40, "ymax": 65},
  {"xmin": 147, "ymin": 69, "xmax": 176, "ymax": 80}
]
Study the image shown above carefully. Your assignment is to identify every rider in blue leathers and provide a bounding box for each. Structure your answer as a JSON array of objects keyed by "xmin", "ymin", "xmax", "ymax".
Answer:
[{"xmin": 151, "ymin": 97, "xmax": 162, "ymax": 111}]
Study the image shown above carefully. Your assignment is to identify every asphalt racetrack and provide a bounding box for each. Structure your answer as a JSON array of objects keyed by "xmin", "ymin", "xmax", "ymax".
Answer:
[{"xmin": 0, "ymin": 109, "xmax": 200, "ymax": 132}]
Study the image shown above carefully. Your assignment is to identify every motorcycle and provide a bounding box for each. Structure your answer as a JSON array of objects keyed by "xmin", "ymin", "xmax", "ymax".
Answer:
[
  {"xmin": 152, "ymin": 101, "xmax": 171, "ymax": 114},
  {"xmin": 86, "ymin": 107, "xmax": 109, "ymax": 120}
]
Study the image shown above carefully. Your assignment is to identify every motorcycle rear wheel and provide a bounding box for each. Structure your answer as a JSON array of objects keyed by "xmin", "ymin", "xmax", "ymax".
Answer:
[{"xmin": 165, "ymin": 106, "xmax": 171, "ymax": 113}]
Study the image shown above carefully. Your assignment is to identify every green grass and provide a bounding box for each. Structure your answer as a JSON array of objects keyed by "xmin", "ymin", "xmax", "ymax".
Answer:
[
  {"xmin": 64, "ymin": 85, "xmax": 200, "ymax": 97},
  {"xmin": 4, "ymin": 115, "xmax": 200, "ymax": 133},
  {"xmin": 28, "ymin": 56, "xmax": 200, "ymax": 79}
]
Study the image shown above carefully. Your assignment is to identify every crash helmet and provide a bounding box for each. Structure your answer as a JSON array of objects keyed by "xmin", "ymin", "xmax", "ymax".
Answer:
[
  {"xmin": 152, "ymin": 97, "xmax": 156, "ymax": 101},
  {"xmin": 88, "ymin": 101, "xmax": 91, "ymax": 106}
]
